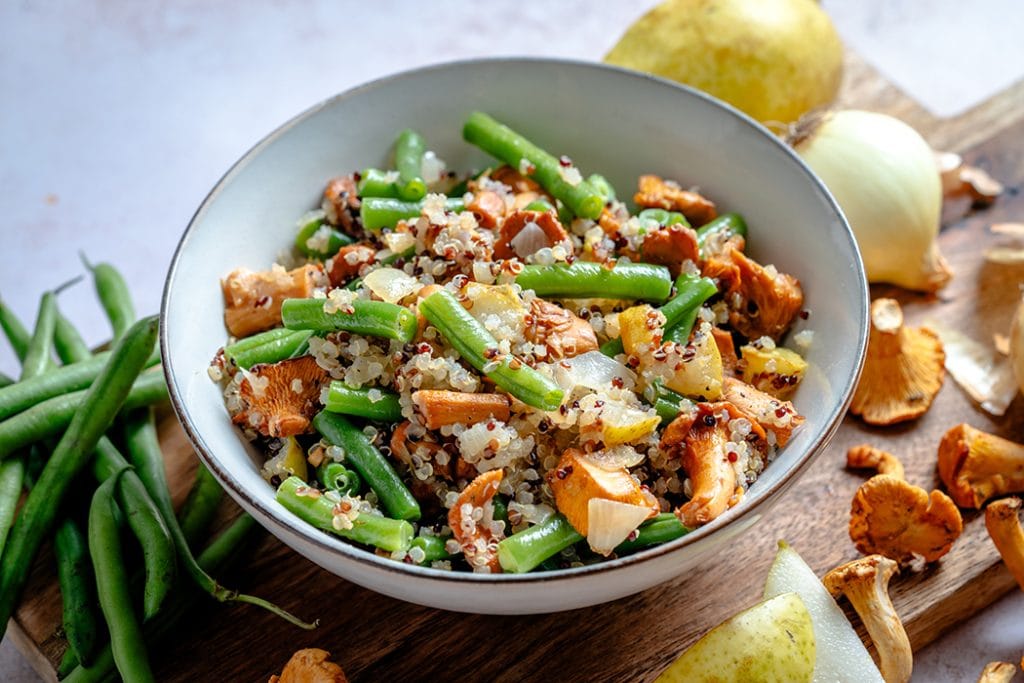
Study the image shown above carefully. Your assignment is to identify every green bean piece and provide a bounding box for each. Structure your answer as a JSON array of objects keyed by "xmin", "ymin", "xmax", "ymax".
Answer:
[
  {"xmin": 0, "ymin": 349, "xmax": 160, "ymax": 422},
  {"xmin": 54, "ymin": 311, "xmax": 93, "ymax": 364},
  {"xmin": 317, "ymin": 461, "xmax": 362, "ymax": 497},
  {"xmin": 523, "ymin": 199, "xmax": 555, "ymax": 212},
  {"xmin": 588, "ymin": 173, "xmax": 617, "ymax": 203},
  {"xmin": 176, "ymin": 463, "xmax": 224, "ymax": 548},
  {"xmin": 695, "ymin": 212, "xmax": 748, "ymax": 256},
  {"xmin": 281, "ymin": 297, "xmax": 417, "ymax": 343},
  {"xmin": 57, "ymin": 648, "xmax": 79, "ymax": 679},
  {"xmin": 637, "ymin": 208, "xmax": 689, "ymax": 228},
  {"xmin": 313, "ymin": 411, "xmax": 421, "ymax": 522},
  {"xmin": 295, "ymin": 213, "xmax": 354, "ymax": 258},
  {"xmin": 0, "ymin": 371, "xmax": 12, "ymax": 389},
  {"xmin": 357, "ymin": 168, "xmax": 401, "ymax": 198},
  {"xmin": 409, "ymin": 534, "xmax": 451, "ymax": 565},
  {"xmin": 55, "ymin": 516, "xmax": 100, "ymax": 666},
  {"xmin": 0, "ymin": 316, "xmax": 158, "ymax": 638},
  {"xmin": 224, "ymin": 329, "xmax": 313, "ymax": 370},
  {"xmin": 0, "ymin": 298, "xmax": 31, "ymax": 362},
  {"xmin": 381, "ymin": 246, "xmax": 416, "ymax": 266},
  {"xmin": 65, "ymin": 513, "xmax": 261, "ymax": 683},
  {"xmin": 497, "ymin": 513, "xmax": 583, "ymax": 573},
  {"xmin": 324, "ymin": 382, "xmax": 403, "ymax": 422},
  {"xmin": 394, "ymin": 129, "xmax": 427, "ymax": 201},
  {"xmin": 0, "ymin": 458, "xmax": 24, "ymax": 557},
  {"xmin": 516, "ymin": 262, "xmax": 672, "ymax": 303},
  {"xmin": 359, "ymin": 196, "xmax": 465, "ymax": 231},
  {"xmin": 614, "ymin": 513, "xmax": 691, "ymax": 554},
  {"xmin": 491, "ymin": 495, "xmax": 509, "ymax": 526},
  {"xmin": 0, "ymin": 369, "xmax": 167, "ymax": 460},
  {"xmin": 419, "ymin": 290, "xmax": 564, "ymax": 411},
  {"xmin": 88, "ymin": 472, "xmax": 155, "ymax": 683},
  {"xmin": 276, "ymin": 476, "xmax": 414, "ymax": 552},
  {"xmin": 650, "ymin": 383, "xmax": 690, "ymax": 424},
  {"xmin": 80, "ymin": 255, "xmax": 136, "ymax": 341},
  {"xmin": 462, "ymin": 112, "xmax": 604, "ymax": 220},
  {"xmin": 20, "ymin": 290, "xmax": 59, "ymax": 381}
]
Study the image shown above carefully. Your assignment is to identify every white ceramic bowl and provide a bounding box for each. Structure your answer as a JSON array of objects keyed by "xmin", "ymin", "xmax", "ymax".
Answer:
[{"xmin": 162, "ymin": 58, "xmax": 867, "ymax": 615}]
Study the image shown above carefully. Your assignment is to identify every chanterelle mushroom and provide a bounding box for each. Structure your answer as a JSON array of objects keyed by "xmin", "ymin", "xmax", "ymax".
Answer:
[
  {"xmin": 938, "ymin": 423, "xmax": 1024, "ymax": 508},
  {"xmin": 984, "ymin": 497, "xmax": 1024, "ymax": 592},
  {"xmin": 269, "ymin": 647, "xmax": 347, "ymax": 683},
  {"xmin": 976, "ymin": 660, "xmax": 1017, "ymax": 683},
  {"xmin": 233, "ymin": 356, "xmax": 328, "ymax": 437},
  {"xmin": 847, "ymin": 444, "xmax": 906, "ymax": 480},
  {"xmin": 824, "ymin": 555, "xmax": 911, "ymax": 683},
  {"xmin": 448, "ymin": 469, "xmax": 505, "ymax": 573},
  {"xmin": 850, "ymin": 474, "xmax": 962, "ymax": 564},
  {"xmin": 850, "ymin": 298, "xmax": 945, "ymax": 425}
]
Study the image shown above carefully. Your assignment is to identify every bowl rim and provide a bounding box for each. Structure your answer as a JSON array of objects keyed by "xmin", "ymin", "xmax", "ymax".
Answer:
[{"xmin": 161, "ymin": 55, "xmax": 868, "ymax": 585}]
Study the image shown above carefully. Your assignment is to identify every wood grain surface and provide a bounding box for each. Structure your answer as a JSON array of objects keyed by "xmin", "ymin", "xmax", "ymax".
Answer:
[{"xmin": 11, "ymin": 54, "xmax": 1024, "ymax": 682}]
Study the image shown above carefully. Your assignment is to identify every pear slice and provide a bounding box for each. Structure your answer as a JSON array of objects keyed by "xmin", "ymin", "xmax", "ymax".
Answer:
[
  {"xmin": 656, "ymin": 592, "xmax": 815, "ymax": 682},
  {"xmin": 763, "ymin": 541, "xmax": 884, "ymax": 683}
]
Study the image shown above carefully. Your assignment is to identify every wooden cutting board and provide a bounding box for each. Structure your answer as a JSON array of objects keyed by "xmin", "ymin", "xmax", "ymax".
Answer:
[{"xmin": 10, "ymin": 53, "xmax": 1024, "ymax": 682}]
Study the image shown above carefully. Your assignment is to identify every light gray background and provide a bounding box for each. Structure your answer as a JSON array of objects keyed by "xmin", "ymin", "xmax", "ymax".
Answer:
[{"xmin": 2, "ymin": 1, "xmax": 1022, "ymax": 680}]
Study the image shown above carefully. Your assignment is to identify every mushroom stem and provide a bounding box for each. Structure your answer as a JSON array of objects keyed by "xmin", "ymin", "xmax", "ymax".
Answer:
[
  {"xmin": 847, "ymin": 444, "xmax": 906, "ymax": 480},
  {"xmin": 824, "ymin": 555, "xmax": 912, "ymax": 683},
  {"xmin": 938, "ymin": 424, "xmax": 1024, "ymax": 508},
  {"xmin": 976, "ymin": 661, "xmax": 1016, "ymax": 683},
  {"xmin": 870, "ymin": 299, "xmax": 904, "ymax": 357},
  {"xmin": 984, "ymin": 497, "xmax": 1024, "ymax": 591}
]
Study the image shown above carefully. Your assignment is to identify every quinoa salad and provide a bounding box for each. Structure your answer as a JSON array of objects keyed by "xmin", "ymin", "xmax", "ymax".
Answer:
[{"xmin": 209, "ymin": 113, "xmax": 810, "ymax": 574}]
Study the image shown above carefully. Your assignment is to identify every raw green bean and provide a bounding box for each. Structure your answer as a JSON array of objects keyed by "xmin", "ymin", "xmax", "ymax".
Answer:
[
  {"xmin": 359, "ymin": 196, "xmax": 465, "ymax": 231},
  {"xmin": 316, "ymin": 461, "xmax": 362, "ymax": 497},
  {"xmin": 313, "ymin": 411, "xmax": 420, "ymax": 522},
  {"xmin": 419, "ymin": 289, "xmax": 564, "ymax": 411},
  {"xmin": 57, "ymin": 648, "xmax": 79, "ymax": 679},
  {"xmin": 409, "ymin": 534, "xmax": 451, "ymax": 565},
  {"xmin": 637, "ymin": 208, "xmax": 689, "ymax": 228},
  {"xmin": 0, "ymin": 458, "xmax": 23, "ymax": 557},
  {"xmin": 276, "ymin": 475, "xmax": 414, "ymax": 552},
  {"xmin": 92, "ymin": 437, "xmax": 175, "ymax": 621},
  {"xmin": 614, "ymin": 513, "xmax": 690, "ymax": 554},
  {"xmin": 394, "ymin": 128, "xmax": 427, "ymax": 201},
  {"xmin": 523, "ymin": 199, "xmax": 555, "ymax": 212},
  {"xmin": 324, "ymin": 382, "xmax": 403, "ymax": 422},
  {"xmin": 55, "ymin": 516, "xmax": 100, "ymax": 666},
  {"xmin": 81, "ymin": 255, "xmax": 135, "ymax": 341},
  {"xmin": 588, "ymin": 173, "xmax": 617, "ymax": 203},
  {"xmin": 54, "ymin": 311, "xmax": 92, "ymax": 364},
  {"xmin": 20, "ymin": 290, "xmax": 59, "ymax": 381},
  {"xmin": 695, "ymin": 212, "xmax": 748, "ymax": 256},
  {"xmin": 0, "ymin": 372, "xmax": 12, "ymax": 389},
  {"xmin": 224, "ymin": 328, "xmax": 313, "ymax": 370},
  {"xmin": 0, "ymin": 349, "xmax": 161, "ymax": 422},
  {"xmin": 497, "ymin": 513, "xmax": 583, "ymax": 573},
  {"xmin": 0, "ymin": 316, "xmax": 158, "ymax": 638},
  {"xmin": 0, "ymin": 369, "xmax": 167, "ymax": 459},
  {"xmin": 0, "ymin": 298, "xmax": 31, "ymax": 361},
  {"xmin": 462, "ymin": 112, "xmax": 604, "ymax": 220},
  {"xmin": 88, "ymin": 472, "xmax": 155, "ymax": 683},
  {"xmin": 176, "ymin": 463, "xmax": 224, "ymax": 548},
  {"xmin": 357, "ymin": 168, "xmax": 401, "ymax": 198},
  {"xmin": 295, "ymin": 212, "xmax": 354, "ymax": 258},
  {"xmin": 281, "ymin": 297, "xmax": 417, "ymax": 343},
  {"xmin": 516, "ymin": 262, "xmax": 672, "ymax": 302},
  {"xmin": 381, "ymin": 246, "xmax": 415, "ymax": 266}
]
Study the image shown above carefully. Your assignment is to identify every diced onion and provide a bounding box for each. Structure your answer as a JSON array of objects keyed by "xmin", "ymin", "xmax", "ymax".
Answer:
[
  {"xmin": 583, "ymin": 444, "xmax": 646, "ymax": 470},
  {"xmin": 586, "ymin": 498, "xmax": 653, "ymax": 556},
  {"xmin": 510, "ymin": 221, "xmax": 549, "ymax": 258},
  {"xmin": 926, "ymin": 318, "xmax": 1017, "ymax": 416},
  {"xmin": 554, "ymin": 351, "xmax": 636, "ymax": 392},
  {"xmin": 363, "ymin": 267, "xmax": 420, "ymax": 304}
]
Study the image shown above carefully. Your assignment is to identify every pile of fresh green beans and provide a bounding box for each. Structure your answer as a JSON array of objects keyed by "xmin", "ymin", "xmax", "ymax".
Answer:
[{"xmin": 0, "ymin": 259, "xmax": 316, "ymax": 681}]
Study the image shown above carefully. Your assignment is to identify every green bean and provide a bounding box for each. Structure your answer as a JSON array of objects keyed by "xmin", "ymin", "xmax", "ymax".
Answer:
[
  {"xmin": 0, "ymin": 458, "xmax": 23, "ymax": 557},
  {"xmin": 88, "ymin": 472, "xmax": 155, "ymax": 683},
  {"xmin": 281, "ymin": 297, "xmax": 417, "ymax": 343},
  {"xmin": 523, "ymin": 199, "xmax": 555, "ymax": 213},
  {"xmin": 0, "ymin": 349, "xmax": 161, "ymax": 422},
  {"xmin": 359, "ymin": 196, "xmax": 465, "ymax": 231},
  {"xmin": 614, "ymin": 512, "xmax": 690, "ymax": 554},
  {"xmin": 224, "ymin": 328, "xmax": 313, "ymax": 370},
  {"xmin": 695, "ymin": 212, "xmax": 748, "ymax": 257},
  {"xmin": 515, "ymin": 262, "xmax": 672, "ymax": 302},
  {"xmin": 57, "ymin": 648, "xmax": 79, "ymax": 679},
  {"xmin": 92, "ymin": 437, "xmax": 175, "ymax": 621},
  {"xmin": 54, "ymin": 311, "xmax": 92, "ymax": 364},
  {"xmin": 648, "ymin": 383, "xmax": 691, "ymax": 424},
  {"xmin": 276, "ymin": 475, "xmax": 414, "ymax": 552},
  {"xmin": 324, "ymin": 382, "xmax": 403, "ymax": 422},
  {"xmin": 462, "ymin": 112, "xmax": 604, "ymax": 220},
  {"xmin": 419, "ymin": 289, "xmax": 564, "ymax": 411},
  {"xmin": 0, "ymin": 298, "xmax": 31, "ymax": 362},
  {"xmin": 0, "ymin": 369, "xmax": 167, "ymax": 460},
  {"xmin": 394, "ymin": 128, "xmax": 427, "ymax": 201},
  {"xmin": 409, "ymin": 534, "xmax": 451, "ymax": 565},
  {"xmin": 588, "ymin": 173, "xmax": 617, "ymax": 203},
  {"xmin": 382, "ymin": 246, "xmax": 416, "ymax": 266},
  {"xmin": 491, "ymin": 495, "xmax": 509, "ymax": 526},
  {"xmin": 65, "ymin": 513, "xmax": 262, "ymax": 683},
  {"xmin": 80, "ymin": 255, "xmax": 135, "ymax": 341},
  {"xmin": 54, "ymin": 516, "xmax": 100, "ymax": 666},
  {"xmin": 20, "ymin": 290, "xmax": 59, "ymax": 381},
  {"xmin": 637, "ymin": 207, "xmax": 689, "ymax": 228},
  {"xmin": 497, "ymin": 513, "xmax": 583, "ymax": 573},
  {"xmin": 357, "ymin": 168, "xmax": 401, "ymax": 198},
  {"xmin": 313, "ymin": 411, "xmax": 420, "ymax": 522},
  {"xmin": 295, "ymin": 212, "xmax": 354, "ymax": 258},
  {"xmin": 316, "ymin": 461, "xmax": 362, "ymax": 497},
  {"xmin": 0, "ymin": 316, "xmax": 158, "ymax": 637},
  {"xmin": 176, "ymin": 463, "xmax": 224, "ymax": 548},
  {"xmin": 0, "ymin": 372, "xmax": 12, "ymax": 389}
]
